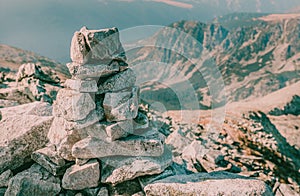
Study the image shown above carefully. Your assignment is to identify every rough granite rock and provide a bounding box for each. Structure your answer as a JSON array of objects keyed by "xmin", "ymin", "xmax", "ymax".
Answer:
[
  {"xmin": 105, "ymin": 120, "xmax": 134, "ymax": 141},
  {"xmin": 16, "ymin": 63, "xmax": 60, "ymax": 84},
  {"xmin": 0, "ymin": 106, "xmax": 53, "ymax": 173},
  {"xmin": 53, "ymin": 89, "xmax": 95, "ymax": 121},
  {"xmin": 5, "ymin": 164, "xmax": 61, "ymax": 196},
  {"xmin": 0, "ymin": 170, "xmax": 12, "ymax": 188},
  {"xmin": 64, "ymin": 79, "xmax": 98, "ymax": 93},
  {"xmin": 72, "ymin": 130, "xmax": 165, "ymax": 159},
  {"xmin": 67, "ymin": 62, "xmax": 120, "ymax": 80},
  {"xmin": 97, "ymin": 68, "xmax": 136, "ymax": 94},
  {"xmin": 70, "ymin": 26, "xmax": 126, "ymax": 64},
  {"xmin": 103, "ymin": 87, "xmax": 139, "ymax": 122},
  {"xmin": 57, "ymin": 129, "xmax": 89, "ymax": 161},
  {"xmin": 101, "ymin": 146, "xmax": 172, "ymax": 185},
  {"xmin": 97, "ymin": 187, "xmax": 109, "ymax": 196},
  {"xmin": 134, "ymin": 112, "xmax": 149, "ymax": 130},
  {"xmin": 0, "ymin": 101, "xmax": 52, "ymax": 117},
  {"xmin": 31, "ymin": 145, "xmax": 71, "ymax": 176},
  {"xmin": 62, "ymin": 159, "xmax": 100, "ymax": 190},
  {"xmin": 48, "ymin": 117, "xmax": 69, "ymax": 145},
  {"xmin": 144, "ymin": 172, "xmax": 273, "ymax": 196}
]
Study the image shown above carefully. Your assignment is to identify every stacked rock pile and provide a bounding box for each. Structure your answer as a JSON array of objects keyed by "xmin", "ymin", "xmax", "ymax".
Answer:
[{"xmin": 29, "ymin": 26, "xmax": 172, "ymax": 194}]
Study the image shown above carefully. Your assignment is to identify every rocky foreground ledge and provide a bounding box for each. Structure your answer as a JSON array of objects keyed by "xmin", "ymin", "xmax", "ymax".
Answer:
[{"xmin": 0, "ymin": 27, "xmax": 274, "ymax": 196}]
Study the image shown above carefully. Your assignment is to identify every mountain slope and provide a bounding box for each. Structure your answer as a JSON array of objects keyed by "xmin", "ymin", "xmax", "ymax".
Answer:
[
  {"xmin": 128, "ymin": 14, "xmax": 300, "ymax": 110},
  {"xmin": 0, "ymin": 44, "xmax": 70, "ymax": 80}
]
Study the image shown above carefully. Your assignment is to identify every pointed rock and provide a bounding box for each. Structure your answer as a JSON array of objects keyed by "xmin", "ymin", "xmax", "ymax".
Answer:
[
  {"xmin": 62, "ymin": 160, "xmax": 100, "ymax": 190},
  {"xmin": 72, "ymin": 130, "xmax": 165, "ymax": 159}
]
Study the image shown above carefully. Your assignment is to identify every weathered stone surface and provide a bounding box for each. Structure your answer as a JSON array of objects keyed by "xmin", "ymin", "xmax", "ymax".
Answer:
[
  {"xmin": 101, "ymin": 146, "xmax": 172, "ymax": 185},
  {"xmin": 275, "ymin": 183, "xmax": 299, "ymax": 196},
  {"xmin": 16, "ymin": 63, "xmax": 60, "ymax": 83},
  {"xmin": 103, "ymin": 87, "xmax": 139, "ymax": 122},
  {"xmin": 72, "ymin": 130, "xmax": 165, "ymax": 159},
  {"xmin": 182, "ymin": 140, "xmax": 229, "ymax": 173},
  {"xmin": 5, "ymin": 164, "xmax": 61, "ymax": 196},
  {"xmin": 134, "ymin": 112, "xmax": 149, "ymax": 130},
  {"xmin": 67, "ymin": 61, "xmax": 120, "ymax": 80},
  {"xmin": 108, "ymin": 179, "xmax": 142, "ymax": 196},
  {"xmin": 48, "ymin": 117, "xmax": 69, "ymax": 145},
  {"xmin": 0, "ymin": 170, "xmax": 12, "ymax": 188},
  {"xmin": 65, "ymin": 79, "xmax": 98, "ymax": 93},
  {"xmin": 0, "ymin": 188, "xmax": 6, "ymax": 195},
  {"xmin": 144, "ymin": 172, "xmax": 273, "ymax": 196},
  {"xmin": 57, "ymin": 129, "xmax": 88, "ymax": 161},
  {"xmin": 31, "ymin": 145, "xmax": 71, "ymax": 176},
  {"xmin": 97, "ymin": 187, "xmax": 109, "ymax": 196},
  {"xmin": 53, "ymin": 89, "xmax": 95, "ymax": 121},
  {"xmin": 70, "ymin": 26, "xmax": 126, "ymax": 64},
  {"xmin": 85, "ymin": 123, "xmax": 108, "ymax": 139},
  {"xmin": 0, "ymin": 101, "xmax": 52, "ymax": 117},
  {"xmin": 106, "ymin": 120, "xmax": 134, "ymax": 141},
  {"xmin": 62, "ymin": 159, "xmax": 100, "ymax": 190},
  {"xmin": 67, "ymin": 110, "xmax": 104, "ymax": 130},
  {"xmin": 97, "ymin": 68, "xmax": 136, "ymax": 94},
  {"xmin": 0, "ymin": 105, "xmax": 53, "ymax": 173}
]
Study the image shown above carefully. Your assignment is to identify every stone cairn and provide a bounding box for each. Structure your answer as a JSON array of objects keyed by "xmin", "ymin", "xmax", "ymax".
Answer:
[{"xmin": 30, "ymin": 27, "xmax": 172, "ymax": 194}]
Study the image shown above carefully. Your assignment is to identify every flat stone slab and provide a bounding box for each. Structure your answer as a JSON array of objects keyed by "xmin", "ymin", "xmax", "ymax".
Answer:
[
  {"xmin": 103, "ymin": 87, "xmax": 139, "ymax": 122},
  {"xmin": 67, "ymin": 62, "xmax": 120, "ymax": 80},
  {"xmin": 97, "ymin": 68, "xmax": 136, "ymax": 94},
  {"xmin": 64, "ymin": 79, "xmax": 98, "ymax": 93},
  {"xmin": 53, "ymin": 89, "xmax": 95, "ymax": 121},
  {"xmin": 144, "ymin": 171, "xmax": 273, "ymax": 196},
  {"xmin": 62, "ymin": 159, "xmax": 100, "ymax": 190},
  {"xmin": 70, "ymin": 26, "xmax": 126, "ymax": 65},
  {"xmin": 72, "ymin": 130, "xmax": 165, "ymax": 159},
  {"xmin": 101, "ymin": 146, "xmax": 172, "ymax": 185},
  {"xmin": 5, "ymin": 164, "xmax": 61, "ymax": 196}
]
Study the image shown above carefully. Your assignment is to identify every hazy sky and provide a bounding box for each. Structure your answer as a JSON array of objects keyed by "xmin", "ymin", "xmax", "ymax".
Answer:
[{"xmin": 1, "ymin": 0, "xmax": 299, "ymax": 62}]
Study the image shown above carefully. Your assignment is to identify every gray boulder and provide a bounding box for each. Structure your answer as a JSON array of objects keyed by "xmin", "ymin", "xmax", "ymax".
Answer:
[
  {"xmin": 103, "ymin": 87, "xmax": 139, "ymax": 122},
  {"xmin": 70, "ymin": 26, "xmax": 126, "ymax": 65},
  {"xmin": 53, "ymin": 89, "xmax": 95, "ymax": 121},
  {"xmin": 62, "ymin": 159, "xmax": 100, "ymax": 190},
  {"xmin": 5, "ymin": 164, "xmax": 61, "ymax": 196},
  {"xmin": 97, "ymin": 68, "xmax": 136, "ymax": 94},
  {"xmin": 0, "ymin": 103, "xmax": 53, "ymax": 173}
]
